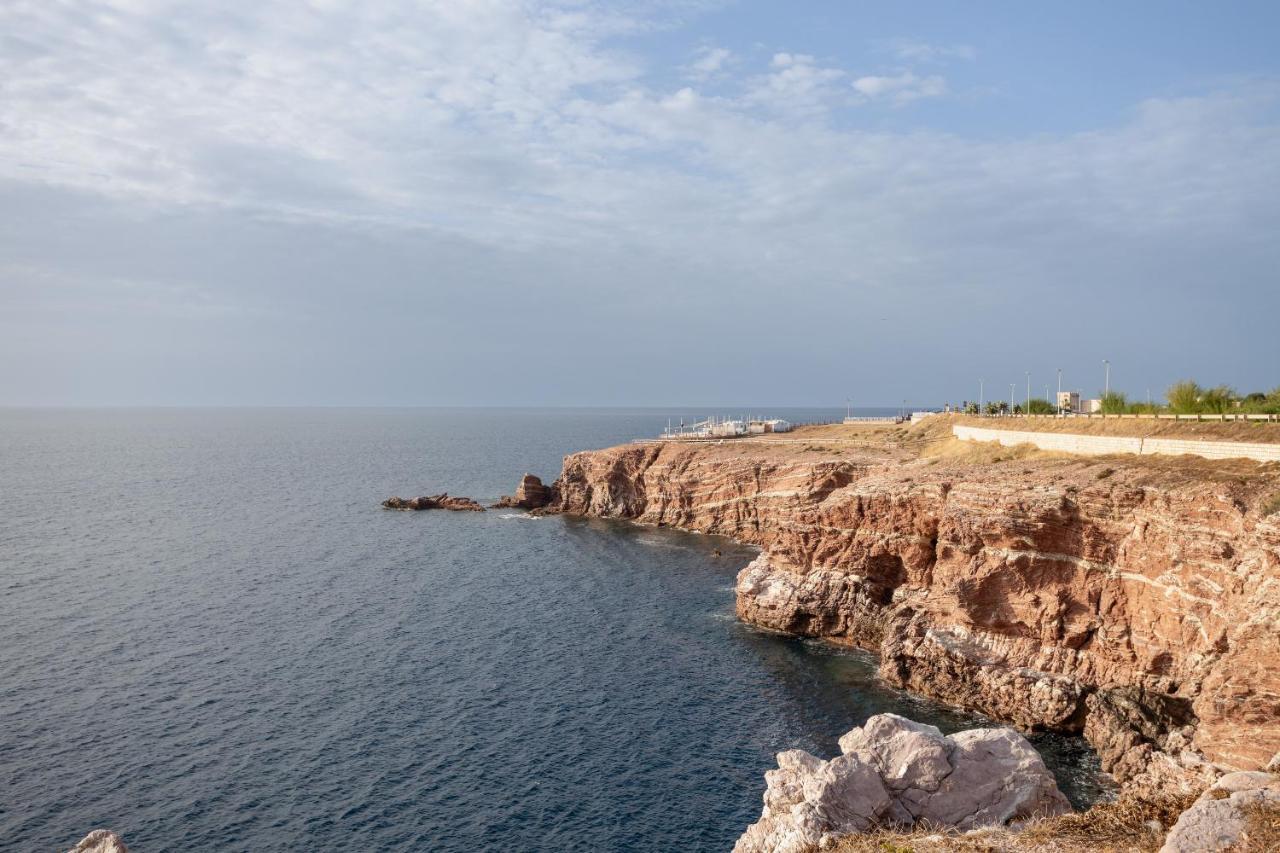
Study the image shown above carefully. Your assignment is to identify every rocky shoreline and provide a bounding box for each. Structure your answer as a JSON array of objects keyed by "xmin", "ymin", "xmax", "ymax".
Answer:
[{"xmin": 526, "ymin": 418, "xmax": 1280, "ymax": 847}]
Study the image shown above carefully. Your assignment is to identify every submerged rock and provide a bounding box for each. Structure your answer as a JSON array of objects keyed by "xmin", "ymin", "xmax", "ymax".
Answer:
[
  {"xmin": 66, "ymin": 830, "xmax": 127, "ymax": 853},
  {"xmin": 382, "ymin": 494, "xmax": 484, "ymax": 512},
  {"xmin": 734, "ymin": 713, "xmax": 1071, "ymax": 853},
  {"xmin": 492, "ymin": 474, "xmax": 552, "ymax": 510}
]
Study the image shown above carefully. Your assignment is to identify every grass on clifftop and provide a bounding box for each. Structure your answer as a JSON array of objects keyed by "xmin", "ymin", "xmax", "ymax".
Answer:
[{"xmin": 817, "ymin": 791, "xmax": 1199, "ymax": 853}]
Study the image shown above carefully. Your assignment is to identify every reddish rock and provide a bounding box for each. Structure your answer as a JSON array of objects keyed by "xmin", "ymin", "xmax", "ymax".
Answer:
[
  {"xmin": 544, "ymin": 435, "xmax": 1280, "ymax": 787},
  {"xmin": 382, "ymin": 494, "xmax": 484, "ymax": 512},
  {"xmin": 492, "ymin": 474, "xmax": 553, "ymax": 510}
]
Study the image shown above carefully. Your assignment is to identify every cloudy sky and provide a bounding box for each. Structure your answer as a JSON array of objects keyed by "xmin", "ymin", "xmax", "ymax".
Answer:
[{"xmin": 2, "ymin": 0, "xmax": 1278, "ymax": 406}]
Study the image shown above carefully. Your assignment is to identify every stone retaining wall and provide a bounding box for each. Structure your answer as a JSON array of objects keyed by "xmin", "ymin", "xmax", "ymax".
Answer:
[{"xmin": 953, "ymin": 424, "xmax": 1280, "ymax": 463}]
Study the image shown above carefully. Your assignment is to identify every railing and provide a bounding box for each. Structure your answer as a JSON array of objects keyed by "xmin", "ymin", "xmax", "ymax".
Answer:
[{"xmin": 965, "ymin": 412, "xmax": 1279, "ymax": 422}]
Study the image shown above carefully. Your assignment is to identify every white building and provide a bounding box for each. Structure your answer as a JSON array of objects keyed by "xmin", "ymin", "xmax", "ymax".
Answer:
[
  {"xmin": 748, "ymin": 418, "xmax": 792, "ymax": 434},
  {"xmin": 1057, "ymin": 391, "xmax": 1080, "ymax": 413}
]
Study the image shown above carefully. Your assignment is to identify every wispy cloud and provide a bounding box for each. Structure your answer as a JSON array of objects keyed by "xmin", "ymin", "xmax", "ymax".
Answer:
[
  {"xmin": 0, "ymin": 1, "xmax": 1278, "ymax": 403},
  {"xmin": 852, "ymin": 71, "xmax": 948, "ymax": 103},
  {"xmin": 687, "ymin": 45, "xmax": 733, "ymax": 79},
  {"xmin": 887, "ymin": 39, "xmax": 977, "ymax": 63}
]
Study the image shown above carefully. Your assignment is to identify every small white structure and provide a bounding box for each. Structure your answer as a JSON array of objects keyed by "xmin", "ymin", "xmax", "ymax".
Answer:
[
  {"xmin": 909, "ymin": 411, "xmax": 935, "ymax": 424},
  {"xmin": 709, "ymin": 419, "xmax": 747, "ymax": 437},
  {"xmin": 660, "ymin": 415, "xmax": 749, "ymax": 440},
  {"xmin": 1083, "ymin": 398, "xmax": 1103, "ymax": 414},
  {"xmin": 748, "ymin": 418, "xmax": 792, "ymax": 434}
]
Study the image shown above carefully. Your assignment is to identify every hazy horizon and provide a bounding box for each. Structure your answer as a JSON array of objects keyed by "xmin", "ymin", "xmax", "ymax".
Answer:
[{"xmin": 3, "ymin": 1, "xmax": 1278, "ymax": 407}]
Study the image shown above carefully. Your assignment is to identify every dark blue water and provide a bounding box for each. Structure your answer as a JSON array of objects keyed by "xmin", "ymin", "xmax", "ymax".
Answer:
[{"xmin": 0, "ymin": 408, "xmax": 1108, "ymax": 851}]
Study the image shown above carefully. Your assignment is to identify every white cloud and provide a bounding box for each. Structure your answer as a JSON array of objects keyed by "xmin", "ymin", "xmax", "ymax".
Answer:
[
  {"xmin": 852, "ymin": 71, "xmax": 948, "ymax": 103},
  {"xmin": 1, "ymin": 0, "xmax": 1278, "ymax": 403},
  {"xmin": 888, "ymin": 40, "xmax": 977, "ymax": 63},
  {"xmin": 742, "ymin": 53, "xmax": 847, "ymax": 114},
  {"xmin": 687, "ymin": 45, "xmax": 732, "ymax": 78}
]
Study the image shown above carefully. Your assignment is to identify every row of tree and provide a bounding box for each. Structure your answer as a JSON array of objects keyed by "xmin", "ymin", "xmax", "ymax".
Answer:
[
  {"xmin": 1107, "ymin": 381, "xmax": 1280, "ymax": 415},
  {"xmin": 960, "ymin": 381, "xmax": 1280, "ymax": 416}
]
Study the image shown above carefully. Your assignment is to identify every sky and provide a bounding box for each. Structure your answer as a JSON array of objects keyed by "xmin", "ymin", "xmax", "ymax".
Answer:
[{"xmin": 2, "ymin": 0, "xmax": 1278, "ymax": 407}]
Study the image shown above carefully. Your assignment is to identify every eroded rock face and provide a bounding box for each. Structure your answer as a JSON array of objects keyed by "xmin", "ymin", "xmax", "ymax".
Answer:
[
  {"xmin": 734, "ymin": 714, "xmax": 1071, "ymax": 853},
  {"xmin": 1159, "ymin": 769, "xmax": 1280, "ymax": 852},
  {"xmin": 546, "ymin": 436, "xmax": 1280, "ymax": 782},
  {"xmin": 492, "ymin": 474, "xmax": 552, "ymax": 510},
  {"xmin": 66, "ymin": 830, "xmax": 127, "ymax": 853},
  {"xmin": 381, "ymin": 494, "xmax": 485, "ymax": 512}
]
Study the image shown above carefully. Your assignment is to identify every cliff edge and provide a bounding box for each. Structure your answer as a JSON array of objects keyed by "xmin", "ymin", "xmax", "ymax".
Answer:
[{"xmin": 541, "ymin": 419, "xmax": 1280, "ymax": 796}]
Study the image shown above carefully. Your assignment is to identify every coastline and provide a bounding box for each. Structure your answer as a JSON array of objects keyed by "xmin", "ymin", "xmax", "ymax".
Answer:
[{"xmin": 529, "ymin": 415, "xmax": 1280, "ymax": 839}]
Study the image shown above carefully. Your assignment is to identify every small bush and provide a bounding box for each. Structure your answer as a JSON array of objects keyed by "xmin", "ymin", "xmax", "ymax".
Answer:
[
  {"xmin": 1264, "ymin": 494, "xmax": 1280, "ymax": 517},
  {"xmin": 1096, "ymin": 468, "xmax": 1115, "ymax": 480}
]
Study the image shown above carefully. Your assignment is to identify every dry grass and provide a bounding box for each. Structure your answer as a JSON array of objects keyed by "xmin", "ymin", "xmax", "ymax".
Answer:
[
  {"xmin": 915, "ymin": 435, "xmax": 1060, "ymax": 465},
  {"xmin": 1263, "ymin": 493, "xmax": 1280, "ymax": 517},
  {"xmin": 818, "ymin": 792, "xmax": 1200, "ymax": 853},
  {"xmin": 1241, "ymin": 800, "xmax": 1280, "ymax": 851}
]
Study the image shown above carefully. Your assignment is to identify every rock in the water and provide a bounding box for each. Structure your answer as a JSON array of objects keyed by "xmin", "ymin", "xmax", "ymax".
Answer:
[
  {"xmin": 734, "ymin": 713, "xmax": 1071, "ymax": 853},
  {"xmin": 66, "ymin": 830, "xmax": 128, "ymax": 853},
  {"xmin": 1159, "ymin": 770, "xmax": 1280, "ymax": 852},
  {"xmin": 381, "ymin": 494, "xmax": 484, "ymax": 512},
  {"xmin": 492, "ymin": 474, "xmax": 552, "ymax": 509}
]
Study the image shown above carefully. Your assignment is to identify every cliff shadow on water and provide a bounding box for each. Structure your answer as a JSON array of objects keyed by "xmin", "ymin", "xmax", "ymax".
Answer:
[{"xmin": 558, "ymin": 514, "xmax": 1114, "ymax": 812}]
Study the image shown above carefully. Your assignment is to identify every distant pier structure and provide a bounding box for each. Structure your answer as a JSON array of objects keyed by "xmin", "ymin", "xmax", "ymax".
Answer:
[{"xmin": 659, "ymin": 416, "xmax": 791, "ymax": 440}]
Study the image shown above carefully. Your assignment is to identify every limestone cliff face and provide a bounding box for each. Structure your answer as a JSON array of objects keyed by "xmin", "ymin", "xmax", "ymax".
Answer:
[{"xmin": 546, "ymin": 435, "xmax": 1280, "ymax": 784}]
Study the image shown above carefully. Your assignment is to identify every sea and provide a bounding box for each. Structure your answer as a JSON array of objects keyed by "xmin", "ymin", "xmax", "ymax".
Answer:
[{"xmin": 0, "ymin": 408, "xmax": 1111, "ymax": 852}]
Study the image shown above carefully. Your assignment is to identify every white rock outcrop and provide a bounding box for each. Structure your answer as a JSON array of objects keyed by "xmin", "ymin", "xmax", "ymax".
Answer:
[
  {"xmin": 734, "ymin": 714, "xmax": 1071, "ymax": 853},
  {"xmin": 66, "ymin": 830, "xmax": 128, "ymax": 853},
  {"xmin": 1159, "ymin": 769, "xmax": 1280, "ymax": 852}
]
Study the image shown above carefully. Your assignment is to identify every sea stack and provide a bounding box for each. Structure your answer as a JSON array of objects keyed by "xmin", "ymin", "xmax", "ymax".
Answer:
[{"xmin": 492, "ymin": 474, "xmax": 552, "ymax": 510}]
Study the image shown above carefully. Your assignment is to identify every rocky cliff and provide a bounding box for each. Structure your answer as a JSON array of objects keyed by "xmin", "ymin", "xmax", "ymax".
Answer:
[{"xmin": 543, "ymin": 423, "xmax": 1280, "ymax": 792}]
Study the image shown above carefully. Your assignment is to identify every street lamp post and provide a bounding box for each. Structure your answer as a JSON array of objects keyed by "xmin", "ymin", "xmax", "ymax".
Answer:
[
  {"xmin": 979, "ymin": 379, "xmax": 984, "ymax": 416},
  {"xmin": 1104, "ymin": 359, "xmax": 1111, "ymax": 398},
  {"xmin": 1057, "ymin": 368, "xmax": 1062, "ymax": 416},
  {"xmin": 1010, "ymin": 383, "xmax": 1016, "ymax": 416}
]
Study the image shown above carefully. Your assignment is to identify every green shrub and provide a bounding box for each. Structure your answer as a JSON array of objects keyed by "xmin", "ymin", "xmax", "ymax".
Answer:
[
  {"xmin": 1167, "ymin": 380, "xmax": 1202, "ymax": 413},
  {"xmin": 1100, "ymin": 391, "xmax": 1128, "ymax": 414}
]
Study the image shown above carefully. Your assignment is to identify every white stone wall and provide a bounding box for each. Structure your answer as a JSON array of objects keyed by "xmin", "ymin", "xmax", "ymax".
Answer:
[{"xmin": 952, "ymin": 425, "xmax": 1280, "ymax": 463}]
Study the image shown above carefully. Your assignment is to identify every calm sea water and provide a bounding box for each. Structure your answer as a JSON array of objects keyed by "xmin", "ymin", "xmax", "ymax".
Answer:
[{"xmin": 0, "ymin": 408, "xmax": 1109, "ymax": 852}]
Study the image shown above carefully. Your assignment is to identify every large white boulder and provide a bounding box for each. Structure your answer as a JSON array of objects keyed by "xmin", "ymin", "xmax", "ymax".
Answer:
[
  {"xmin": 66, "ymin": 830, "xmax": 128, "ymax": 853},
  {"xmin": 735, "ymin": 713, "xmax": 1071, "ymax": 853},
  {"xmin": 1159, "ymin": 770, "xmax": 1280, "ymax": 852}
]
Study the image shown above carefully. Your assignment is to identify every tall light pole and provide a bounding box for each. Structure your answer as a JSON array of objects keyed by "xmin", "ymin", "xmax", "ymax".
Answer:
[
  {"xmin": 1010, "ymin": 383, "xmax": 1016, "ymax": 416},
  {"xmin": 1057, "ymin": 368, "xmax": 1062, "ymax": 416},
  {"xmin": 1103, "ymin": 359, "xmax": 1111, "ymax": 398},
  {"xmin": 979, "ymin": 379, "xmax": 984, "ymax": 415}
]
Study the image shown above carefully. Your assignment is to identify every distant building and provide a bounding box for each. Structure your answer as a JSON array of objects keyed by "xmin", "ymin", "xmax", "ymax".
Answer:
[
  {"xmin": 910, "ymin": 411, "xmax": 935, "ymax": 424},
  {"xmin": 748, "ymin": 418, "xmax": 792, "ymax": 434},
  {"xmin": 1057, "ymin": 391, "xmax": 1080, "ymax": 413},
  {"xmin": 1083, "ymin": 398, "xmax": 1103, "ymax": 414}
]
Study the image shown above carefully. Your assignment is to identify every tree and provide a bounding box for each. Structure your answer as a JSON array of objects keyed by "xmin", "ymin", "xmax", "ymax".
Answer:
[
  {"xmin": 1100, "ymin": 391, "xmax": 1128, "ymax": 414},
  {"xmin": 1026, "ymin": 398, "xmax": 1055, "ymax": 414},
  {"xmin": 1200, "ymin": 385, "xmax": 1237, "ymax": 414},
  {"xmin": 1166, "ymin": 380, "xmax": 1202, "ymax": 413}
]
